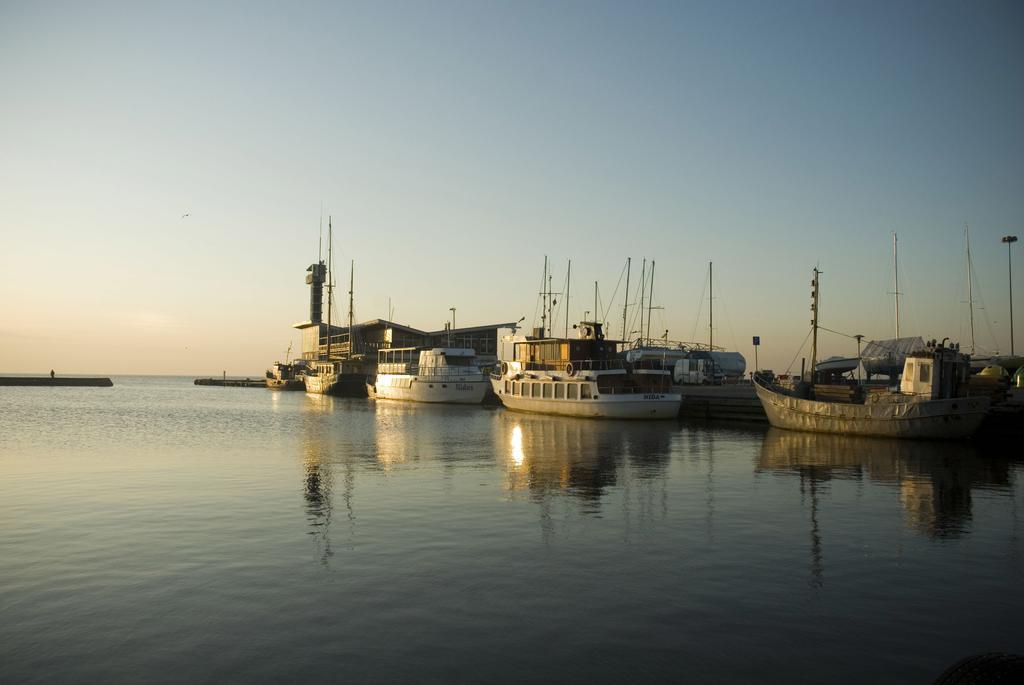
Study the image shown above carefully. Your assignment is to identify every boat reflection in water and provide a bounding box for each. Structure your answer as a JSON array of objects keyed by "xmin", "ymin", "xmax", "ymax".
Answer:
[
  {"xmin": 301, "ymin": 429, "xmax": 336, "ymax": 564},
  {"xmin": 757, "ymin": 428, "xmax": 1013, "ymax": 539},
  {"xmin": 297, "ymin": 394, "xmax": 364, "ymax": 564},
  {"xmin": 371, "ymin": 400, "xmax": 491, "ymax": 473},
  {"xmin": 496, "ymin": 412, "xmax": 673, "ymax": 530}
]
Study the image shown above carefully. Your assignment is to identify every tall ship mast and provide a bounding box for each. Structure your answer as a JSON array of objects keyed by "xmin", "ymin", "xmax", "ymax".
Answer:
[{"xmin": 302, "ymin": 218, "xmax": 370, "ymax": 397}]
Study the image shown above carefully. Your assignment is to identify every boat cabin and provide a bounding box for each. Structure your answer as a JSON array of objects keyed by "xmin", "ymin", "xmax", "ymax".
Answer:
[
  {"xmin": 266, "ymin": 360, "xmax": 307, "ymax": 381},
  {"xmin": 377, "ymin": 347, "xmax": 480, "ymax": 376},
  {"xmin": 899, "ymin": 340, "xmax": 971, "ymax": 399},
  {"xmin": 512, "ymin": 321, "xmax": 622, "ymax": 372}
]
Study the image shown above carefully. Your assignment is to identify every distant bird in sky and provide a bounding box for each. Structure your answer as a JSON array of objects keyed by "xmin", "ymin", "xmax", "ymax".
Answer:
[{"xmin": 181, "ymin": 212, "xmax": 191, "ymax": 218}]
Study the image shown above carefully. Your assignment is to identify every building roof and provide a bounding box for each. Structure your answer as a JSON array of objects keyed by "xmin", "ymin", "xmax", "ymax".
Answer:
[{"xmin": 293, "ymin": 318, "xmax": 516, "ymax": 335}]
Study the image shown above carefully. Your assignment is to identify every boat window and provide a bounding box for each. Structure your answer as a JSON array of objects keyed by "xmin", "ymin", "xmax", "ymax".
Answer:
[
  {"xmin": 567, "ymin": 384, "xmax": 578, "ymax": 400},
  {"xmin": 919, "ymin": 364, "xmax": 930, "ymax": 383},
  {"xmin": 543, "ymin": 383, "xmax": 553, "ymax": 398},
  {"xmin": 504, "ymin": 380, "xmax": 510, "ymax": 394},
  {"xmin": 555, "ymin": 383, "xmax": 565, "ymax": 399},
  {"xmin": 531, "ymin": 383, "xmax": 540, "ymax": 398},
  {"xmin": 581, "ymin": 384, "xmax": 591, "ymax": 399}
]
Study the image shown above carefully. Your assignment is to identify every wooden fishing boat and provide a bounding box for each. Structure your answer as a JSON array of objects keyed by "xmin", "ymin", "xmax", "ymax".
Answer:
[{"xmin": 754, "ymin": 269, "xmax": 988, "ymax": 439}]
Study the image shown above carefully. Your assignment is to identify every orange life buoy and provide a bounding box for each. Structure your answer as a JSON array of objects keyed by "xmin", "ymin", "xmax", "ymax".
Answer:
[
  {"xmin": 500, "ymin": 362, "xmax": 509, "ymax": 375},
  {"xmin": 565, "ymin": 362, "xmax": 575, "ymax": 376}
]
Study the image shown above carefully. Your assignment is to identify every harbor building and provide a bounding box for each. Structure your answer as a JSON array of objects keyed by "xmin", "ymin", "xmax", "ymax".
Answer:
[{"xmin": 292, "ymin": 260, "xmax": 515, "ymax": 367}]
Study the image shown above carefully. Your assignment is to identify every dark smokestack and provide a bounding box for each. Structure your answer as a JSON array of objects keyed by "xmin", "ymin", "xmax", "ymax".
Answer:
[{"xmin": 306, "ymin": 261, "xmax": 326, "ymax": 323}]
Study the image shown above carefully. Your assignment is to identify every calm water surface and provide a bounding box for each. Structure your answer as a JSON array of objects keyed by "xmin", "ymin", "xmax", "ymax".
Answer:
[{"xmin": 1, "ymin": 376, "xmax": 1022, "ymax": 683}]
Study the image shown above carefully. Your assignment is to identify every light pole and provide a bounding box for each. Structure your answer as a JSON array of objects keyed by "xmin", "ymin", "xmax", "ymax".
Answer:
[
  {"xmin": 854, "ymin": 334, "xmax": 864, "ymax": 384},
  {"xmin": 1003, "ymin": 236, "xmax": 1017, "ymax": 356}
]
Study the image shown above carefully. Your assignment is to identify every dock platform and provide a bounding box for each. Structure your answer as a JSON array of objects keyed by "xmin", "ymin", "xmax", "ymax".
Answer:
[
  {"xmin": 679, "ymin": 383, "xmax": 767, "ymax": 422},
  {"xmin": 0, "ymin": 377, "xmax": 113, "ymax": 387}
]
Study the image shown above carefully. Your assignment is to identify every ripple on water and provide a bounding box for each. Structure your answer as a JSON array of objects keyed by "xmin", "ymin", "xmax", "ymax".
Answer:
[{"xmin": 1, "ymin": 378, "xmax": 1022, "ymax": 683}]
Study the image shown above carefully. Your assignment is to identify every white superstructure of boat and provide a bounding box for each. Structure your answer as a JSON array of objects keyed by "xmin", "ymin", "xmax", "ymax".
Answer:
[
  {"xmin": 368, "ymin": 347, "xmax": 489, "ymax": 404},
  {"xmin": 490, "ymin": 321, "xmax": 682, "ymax": 419}
]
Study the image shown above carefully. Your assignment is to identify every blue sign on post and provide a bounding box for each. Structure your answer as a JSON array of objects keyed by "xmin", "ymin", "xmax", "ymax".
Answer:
[{"xmin": 752, "ymin": 336, "xmax": 760, "ymax": 346}]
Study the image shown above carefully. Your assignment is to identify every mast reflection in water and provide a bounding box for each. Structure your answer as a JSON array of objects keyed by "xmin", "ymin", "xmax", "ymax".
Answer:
[
  {"xmin": 2, "ymin": 377, "xmax": 1022, "ymax": 683},
  {"xmin": 757, "ymin": 428, "xmax": 1014, "ymax": 539},
  {"xmin": 497, "ymin": 413, "xmax": 673, "ymax": 534}
]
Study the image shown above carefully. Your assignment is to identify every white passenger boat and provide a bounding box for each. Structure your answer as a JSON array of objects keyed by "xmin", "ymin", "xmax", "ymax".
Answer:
[
  {"xmin": 368, "ymin": 347, "xmax": 489, "ymax": 404},
  {"xmin": 490, "ymin": 321, "xmax": 682, "ymax": 419}
]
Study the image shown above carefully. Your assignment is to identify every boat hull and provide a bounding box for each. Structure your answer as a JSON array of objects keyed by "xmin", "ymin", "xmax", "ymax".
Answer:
[
  {"xmin": 370, "ymin": 376, "xmax": 489, "ymax": 404},
  {"xmin": 753, "ymin": 378, "xmax": 989, "ymax": 439},
  {"xmin": 266, "ymin": 378, "xmax": 305, "ymax": 391},
  {"xmin": 304, "ymin": 372, "xmax": 368, "ymax": 397},
  {"xmin": 490, "ymin": 378, "xmax": 680, "ymax": 419}
]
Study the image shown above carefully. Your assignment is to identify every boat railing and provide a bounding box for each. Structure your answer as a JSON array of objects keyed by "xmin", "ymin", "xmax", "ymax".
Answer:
[
  {"xmin": 595, "ymin": 384, "xmax": 674, "ymax": 395},
  {"xmin": 378, "ymin": 362, "xmax": 413, "ymax": 375},
  {"xmin": 386, "ymin": 365, "xmax": 484, "ymax": 380},
  {"xmin": 524, "ymin": 359, "xmax": 626, "ymax": 372}
]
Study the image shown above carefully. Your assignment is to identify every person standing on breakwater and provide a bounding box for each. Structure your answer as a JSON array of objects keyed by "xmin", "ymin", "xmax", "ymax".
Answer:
[{"xmin": 50, "ymin": 369, "xmax": 54, "ymax": 379}]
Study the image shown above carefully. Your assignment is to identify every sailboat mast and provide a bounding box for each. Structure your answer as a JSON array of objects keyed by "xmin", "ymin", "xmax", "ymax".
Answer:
[
  {"xmin": 647, "ymin": 260, "xmax": 656, "ymax": 345},
  {"xmin": 893, "ymin": 233, "xmax": 901, "ymax": 338},
  {"xmin": 565, "ymin": 259, "xmax": 571, "ymax": 337},
  {"xmin": 638, "ymin": 259, "xmax": 646, "ymax": 344},
  {"xmin": 326, "ymin": 217, "xmax": 333, "ymax": 361},
  {"xmin": 548, "ymin": 272, "xmax": 554, "ymax": 335},
  {"xmin": 966, "ymin": 225, "xmax": 976, "ymax": 354},
  {"xmin": 622, "ymin": 257, "xmax": 631, "ymax": 341},
  {"xmin": 348, "ymin": 260, "xmax": 355, "ymax": 359},
  {"xmin": 594, "ymin": 281, "xmax": 598, "ymax": 328},
  {"xmin": 810, "ymin": 268, "xmax": 820, "ymax": 382},
  {"xmin": 541, "ymin": 256, "xmax": 548, "ymax": 337},
  {"xmin": 709, "ymin": 261, "xmax": 714, "ymax": 350}
]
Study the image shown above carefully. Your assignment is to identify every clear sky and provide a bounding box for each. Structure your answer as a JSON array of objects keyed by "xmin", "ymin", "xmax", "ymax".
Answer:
[{"xmin": 1, "ymin": 1, "xmax": 1021, "ymax": 375}]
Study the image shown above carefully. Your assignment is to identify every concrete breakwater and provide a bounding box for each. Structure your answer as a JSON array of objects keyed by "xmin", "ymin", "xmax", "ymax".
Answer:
[
  {"xmin": 0, "ymin": 377, "xmax": 113, "ymax": 387},
  {"xmin": 194, "ymin": 378, "xmax": 266, "ymax": 388}
]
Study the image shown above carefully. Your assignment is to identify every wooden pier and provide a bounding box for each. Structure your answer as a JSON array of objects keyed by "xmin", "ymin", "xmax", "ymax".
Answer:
[{"xmin": 679, "ymin": 383, "xmax": 767, "ymax": 422}]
